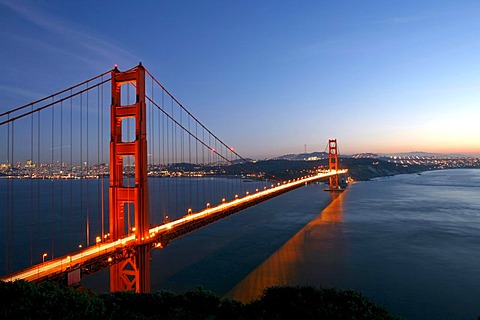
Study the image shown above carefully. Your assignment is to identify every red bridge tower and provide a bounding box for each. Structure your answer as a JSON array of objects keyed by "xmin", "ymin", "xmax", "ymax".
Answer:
[
  {"xmin": 328, "ymin": 139, "xmax": 340, "ymax": 190},
  {"xmin": 109, "ymin": 64, "xmax": 150, "ymax": 292}
]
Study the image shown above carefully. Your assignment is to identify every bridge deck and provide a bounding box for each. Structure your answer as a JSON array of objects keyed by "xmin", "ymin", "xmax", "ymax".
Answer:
[{"xmin": 0, "ymin": 170, "xmax": 347, "ymax": 283}]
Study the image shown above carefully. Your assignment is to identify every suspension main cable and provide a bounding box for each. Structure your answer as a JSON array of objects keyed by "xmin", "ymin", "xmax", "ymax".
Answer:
[
  {"xmin": 0, "ymin": 78, "xmax": 111, "ymax": 126},
  {"xmin": 0, "ymin": 69, "xmax": 113, "ymax": 118}
]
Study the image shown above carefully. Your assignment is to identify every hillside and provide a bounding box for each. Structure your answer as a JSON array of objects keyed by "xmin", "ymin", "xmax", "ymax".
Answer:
[{"xmin": 248, "ymin": 158, "xmax": 430, "ymax": 181}]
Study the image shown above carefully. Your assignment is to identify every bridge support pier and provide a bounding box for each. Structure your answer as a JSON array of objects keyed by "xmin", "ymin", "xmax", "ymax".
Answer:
[{"xmin": 110, "ymin": 245, "xmax": 151, "ymax": 292}]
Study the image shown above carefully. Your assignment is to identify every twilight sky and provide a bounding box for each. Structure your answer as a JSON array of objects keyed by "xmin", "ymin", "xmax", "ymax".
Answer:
[{"xmin": 1, "ymin": 0, "xmax": 479, "ymax": 158}]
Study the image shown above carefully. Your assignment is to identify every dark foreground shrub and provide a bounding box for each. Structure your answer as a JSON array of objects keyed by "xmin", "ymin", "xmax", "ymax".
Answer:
[
  {"xmin": 248, "ymin": 286, "xmax": 396, "ymax": 320},
  {"xmin": 0, "ymin": 280, "xmax": 105, "ymax": 319},
  {"xmin": 0, "ymin": 281, "xmax": 396, "ymax": 319}
]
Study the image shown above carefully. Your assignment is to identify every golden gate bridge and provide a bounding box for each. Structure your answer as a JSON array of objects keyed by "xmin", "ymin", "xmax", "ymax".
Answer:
[{"xmin": 0, "ymin": 64, "xmax": 347, "ymax": 292}]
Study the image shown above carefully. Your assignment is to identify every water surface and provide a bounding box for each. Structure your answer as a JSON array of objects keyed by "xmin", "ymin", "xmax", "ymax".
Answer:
[{"xmin": 224, "ymin": 169, "xmax": 480, "ymax": 319}]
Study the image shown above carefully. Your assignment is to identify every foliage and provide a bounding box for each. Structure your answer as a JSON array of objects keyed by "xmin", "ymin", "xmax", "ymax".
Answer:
[
  {"xmin": 0, "ymin": 280, "xmax": 104, "ymax": 320},
  {"xmin": 250, "ymin": 286, "xmax": 396, "ymax": 320},
  {"xmin": 0, "ymin": 281, "xmax": 397, "ymax": 319}
]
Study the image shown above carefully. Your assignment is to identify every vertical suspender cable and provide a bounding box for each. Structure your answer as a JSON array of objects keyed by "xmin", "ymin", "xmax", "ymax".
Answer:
[
  {"xmin": 231, "ymin": 146, "xmax": 234, "ymax": 199},
  {"xmin": 69, "ymin": 90, "xmax": 73, "ymax": 250},
  {"xmin": 97, "ymin": 84, "xmax": 101, "ymax": 240},
  {"xmin": 202, "ymin": 128, "xmax": 205, "ymax": 206},
  {"xmin": 4, "ymin": 116, "xmax": 9, "ymax": 273},
  {"xmin": 86, "ymin": 84, "xmax": 90, "ymax": 247},
  {"xmin": 165, "ymin": 92, "xmax": 170, "ymax": 221},
  {"xmin": 188, "ymin": 116, "xmax": 192, "ymax": 211},
  {"xmin": 30, "ymin": 106, "xmax": 34, "ymax": 266},
  {"xmin": 5, "ymin": 120, "xmax": 9, "ymax": 271},
  {"xmin": 214, "ymin": 138, "xmax": 217, "ymax": 202},
  {"xmin": 171, "ymin": 98, "xmax": 175, "ymax": 217},
  {"xmin": 195, "ymin": 122, "xmax": 199, "ymax": 210},
  {"xmin": 37, "ymin": 110, "xmax": 41, "ymax": 264},
  {"xmin": 180, "ymin": 108, "xmax": 185, "ymax": 213},
  {"xmin": 80, "ymin": 93, "xmax": 83, "ymax": 248},
  {"xmin": 101, "ymin": 78, "xmax": 105, "ymax": 240},
  {"xmin": 60, "ymin": 100, "xmax": 64, "ymax": 256},
  {"xmin": 51, "ymin": 97, "xmax": 54, "ymax": 258},
  {"xmin": 11, "ymin": 121, "xmax": 15, "ymax": 271},
  {"xmin": 161, "ymin": 88, "xmax": 166, "ymax": 221}
]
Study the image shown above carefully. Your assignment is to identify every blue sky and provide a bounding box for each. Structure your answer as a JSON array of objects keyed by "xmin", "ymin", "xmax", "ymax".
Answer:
[{"xmin": 1, "ymin": 0, "xmax": 479, "ymax": 158}]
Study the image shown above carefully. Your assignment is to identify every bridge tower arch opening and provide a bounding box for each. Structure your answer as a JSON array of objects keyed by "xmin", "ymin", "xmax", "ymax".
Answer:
[{"xmin": 109, "ymin": 64, "xmax": 150, "ymax": 292}]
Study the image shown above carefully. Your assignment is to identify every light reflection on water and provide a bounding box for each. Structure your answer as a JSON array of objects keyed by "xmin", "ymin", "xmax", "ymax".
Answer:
[{"xmin": 225, "ymin": 192, "xmax": 345, "ymax": 302}]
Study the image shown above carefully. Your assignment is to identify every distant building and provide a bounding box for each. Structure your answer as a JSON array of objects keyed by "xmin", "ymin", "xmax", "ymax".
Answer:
[
  {"xmin": 25, "ymin": 160, "xmax": 35, "ymax": 168},
  {"xmin": 0, "ymin": 163, "xmax": 11, "ymax": 169}
]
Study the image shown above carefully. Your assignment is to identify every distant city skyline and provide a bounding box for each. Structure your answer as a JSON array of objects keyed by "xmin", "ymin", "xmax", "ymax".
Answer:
[{"xmin": 0, "ymin": 1, "xmax": 479, "ymax": 158}]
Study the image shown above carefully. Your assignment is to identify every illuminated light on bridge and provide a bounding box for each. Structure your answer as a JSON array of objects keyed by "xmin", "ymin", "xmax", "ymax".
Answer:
[{"xmin": 0, "ymin": 63, "xmax": 348, "ymax": 292}]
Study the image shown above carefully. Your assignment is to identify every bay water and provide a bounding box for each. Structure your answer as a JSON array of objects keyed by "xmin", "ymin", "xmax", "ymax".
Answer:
[
  {"xmin": 86, "ymin": 169, "xmax": 480, "ymax": 319},
  {"xmin": 2, "ymin": 169, "xmax": 479, "ymax": 319}
]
